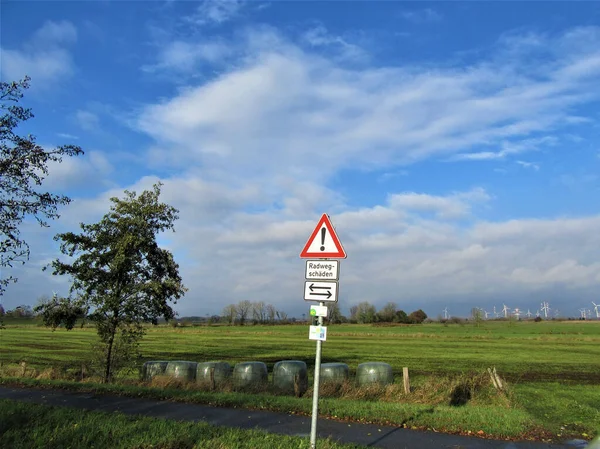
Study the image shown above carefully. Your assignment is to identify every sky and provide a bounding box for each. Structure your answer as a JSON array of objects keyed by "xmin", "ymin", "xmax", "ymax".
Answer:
[{"xmin": 2, "ymin": 0, "xmax": 600, "ymax": 319}]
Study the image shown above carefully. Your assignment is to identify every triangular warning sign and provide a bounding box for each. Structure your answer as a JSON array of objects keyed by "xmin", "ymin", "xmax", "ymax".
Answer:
[{"xmin": 300, "ymin": 213, "xmax": 347, "ymax": 259}]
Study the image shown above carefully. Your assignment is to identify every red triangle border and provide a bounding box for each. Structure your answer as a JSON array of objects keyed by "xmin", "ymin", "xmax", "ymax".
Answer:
[{"xmin": 300, "ymin": 213, "xmax": 347, "ymax": 259}]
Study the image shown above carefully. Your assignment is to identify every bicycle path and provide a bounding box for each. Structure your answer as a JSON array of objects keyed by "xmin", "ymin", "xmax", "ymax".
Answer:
[{"xmin": 0, "ymin": 386, "xmax": 591, "ymax": 449}]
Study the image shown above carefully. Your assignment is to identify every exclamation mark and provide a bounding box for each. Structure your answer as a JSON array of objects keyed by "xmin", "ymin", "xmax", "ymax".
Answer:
[{"xmin": 320, "ymin": 227, "xmax": 326, "ymax": 251}]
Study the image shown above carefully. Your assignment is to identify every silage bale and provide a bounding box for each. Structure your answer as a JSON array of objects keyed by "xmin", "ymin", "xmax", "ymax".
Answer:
[
  {"xmin": 273, "ymin": 360, "xmax": 308, "ymax": 395},
  {"xmin": 165, "ymin": 361, "xmax": 197, "ymax": 382},
  {"xmin": 196, "ymin": 361, "xmax": 231, "ymax": 386},
  {"xmin": 142, "ymin": 361, "xmax": 168, "ymax": 381},
  {"xmin": 233, "ymin": 361, "xmax": 268, "ymax": 388},
  {"xmin": 319, "ymin": 362, "xmax": 349, "ymax": 385},
  {"xmin": 356, "ymin": 362, "xmax": 394, "ymax": 386}
]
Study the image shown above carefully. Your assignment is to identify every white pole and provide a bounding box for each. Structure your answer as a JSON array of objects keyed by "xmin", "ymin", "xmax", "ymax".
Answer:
[
  {"xmin": 309, "ymin": 301, "xmax": 325, "ymax": 449},
  {"xmin": 310, "ymin": 301, "xmax": 325, "ymax": 449}
]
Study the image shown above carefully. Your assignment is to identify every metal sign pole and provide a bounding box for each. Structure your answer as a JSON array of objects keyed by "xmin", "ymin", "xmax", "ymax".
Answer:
[{"xmin": 309, "ymin": 300, "xmax": 325, "ymax": 449}]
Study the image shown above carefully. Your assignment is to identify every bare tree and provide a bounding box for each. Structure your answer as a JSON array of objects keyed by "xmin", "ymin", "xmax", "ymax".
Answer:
[
  {"xmin": 236, "ymin": 300, "xmax": 252, "ymax": 326},
  {"xmin": 276, "ymin": 309, "xmax": 288, "ymax": 323},
  {"xmin": 222, "ymin": 304, "xmax": 237, "ymax": 325},
  {"xmin": 266, "ymin": 304, "xmax": 276, "ymax": 324},
  {"xmin": 252, "ymin": 301, "xmax": 267, "ymax": 324}
]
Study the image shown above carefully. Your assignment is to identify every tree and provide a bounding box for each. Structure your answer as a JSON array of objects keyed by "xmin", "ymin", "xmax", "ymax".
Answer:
[
  {"xmin": 378, "ymin": 302, "xmax": 397, "ymax": 323},
  {"xmin": 45, "ymin": 183, "xmax": 186, "ymax": 383},
  {"xmin": 354, "ymin": 301, "xmax": 377, "ymax": 324},
  {"xmin": 222, "ymin": 304, "xmax": 236, "ymax": 325},
  {"xmin": 252, "ymin": 301, "xmax": 266, "ymax": 324},
  {"xmin": 394, "ymin": 309, "xmax": 409, "ymax": 323},
  {"xmin": 266, "ymin": 303, "xmax": 276, "ymax": 324},
  {"xmin": 34, "ymin": 293, "xmax": 87, "ymax": 330},
  {"xmin": 408, "ymin": 309, "xmax": 428, "ymax": 324},
  {"xmin": 236, "ymin": 300, "xmax": 252, "ymax": 325},
  {"xmin": 471, "ymin": 307, "xmax": 484, "ymax": 327},
  {"xmin": 0, "ymin": 76, "xmax": 83, "ymax": 295},
  {"xmin": 327, "ymin": 302, "xmax": 344, "ymax": 325}
]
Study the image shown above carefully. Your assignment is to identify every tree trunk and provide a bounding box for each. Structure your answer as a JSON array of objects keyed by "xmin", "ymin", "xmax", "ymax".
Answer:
[{"xmin": 104, "ymin": 327, "xmax": 116, "ymax": 383}]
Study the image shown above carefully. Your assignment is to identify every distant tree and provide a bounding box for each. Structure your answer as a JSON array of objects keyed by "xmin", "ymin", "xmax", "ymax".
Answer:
[
  {"xmin": 9, "ymin": 304, "xmax": 33, "ymax": 318},
  {"xmin": 266, "ymin": 303, "xmax": 276, "ymax": 324},
  {"xmin": 44, "ymin": 183, "xmax": 186, "ymax": 383},
  {"xmin": 471, "ymin": 308, "xmax": 484, "ymax": 327},
  {"xmin": 327, "ymin": 302, "xmax": 344, "ymax": 325},
  {"xmin": 222, "ymin": 304, "xmax": 236, "ymax": 325},
  {"xmin": 252, "ymin": 301, "xmax": 267, "ymax": 324},
  {"xmin": 0, "ymin": 76, "xmax": 83, "ymax": 295},
  {"xmin": 394, "ymin": 309, "xmax": 409, "ymax": 324},
  {"xmin": 408, "ymin": 309, "xmax": 427, "ymax": 324},
  {"xmin": 355, "ymin": 301, "xmax": 377, "ymax": 324},
  {"xmin": 236, "ymin": 300, "xmax": 252, "ymax": 325},
  {"xmin": 377, "ymin": 302, "xmax": 397, "ymax": 323},
  {"xmin": 349, "ymin": 305, "xmax": 359, "ymax": 323},
  {"xmin": 276, "ymin": 309, "xmax": 288, "ymax": 323}
]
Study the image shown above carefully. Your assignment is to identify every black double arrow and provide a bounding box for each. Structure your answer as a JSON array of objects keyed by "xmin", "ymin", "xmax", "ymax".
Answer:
[{"xmin": 308, "ymin": 283, "xmax": 333, "ymax": 299}]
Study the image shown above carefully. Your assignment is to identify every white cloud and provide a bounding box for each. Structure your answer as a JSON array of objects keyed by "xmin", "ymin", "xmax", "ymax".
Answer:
[
  {"xmin": 516, "ymin": 160, "xmax": 540, "ymax": 170},
  {"xmin": 136, "ymin": 26, "xmax": 600, "ymax": 185},
  {"xmin": 186, "ymin": 0, "xmax": 243, "ymax": 25},
  {"xmin": 4, "ymin": 26, "xmax": 600, "ymax": 319},
  {"xmin": 301, "ymin": 25, "xmax": 367, "ymax": 63},
  {"xmin": 452, "ymin": 136, "xmax": 558, "ymax": 161},
  {"xmin": 142, "ymin": 40, "xmax": 232, "ymax": 73},
  {"xmin": 75, "ymin": 110, "xmax": 100, "ymax": 131},
  {"xmin": 0, "ymin": 20, "xmax": 77, "ymax": 84}
]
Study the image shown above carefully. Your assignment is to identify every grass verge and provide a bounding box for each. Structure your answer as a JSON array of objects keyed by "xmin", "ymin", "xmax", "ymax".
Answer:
[
  {"xmin": 0, "ymin": 398, "xmax": 362, "ymax": 449},
  {"xmin": 0, "ymin": 376, "xmax": 558, "ymax": 442}
]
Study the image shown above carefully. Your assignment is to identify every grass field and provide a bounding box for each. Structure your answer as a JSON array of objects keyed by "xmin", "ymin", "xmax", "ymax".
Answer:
[
  {"xmin": 1, "ymin": 319, "xmax": 599, "ymax": 442},
  {"xmin": 0, "ymin": 399, "xmax": 361, "ymax": 449}
]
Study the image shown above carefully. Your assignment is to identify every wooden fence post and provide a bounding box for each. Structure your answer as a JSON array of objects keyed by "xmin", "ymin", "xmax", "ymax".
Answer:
[{"xmin": 403, "ymin": 367, "xmax": 410, "ymax": 394}]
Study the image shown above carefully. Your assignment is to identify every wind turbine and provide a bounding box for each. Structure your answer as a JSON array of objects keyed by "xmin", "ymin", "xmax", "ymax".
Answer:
[
  {"xmin": 592, "ymin": 302, "xmax": 599, "ymax": 319},
  {"xmin": 502, "ymin": 304, "xmax": 510, "ymax": 318},
  {"xmin": 513, "ymin": 308, "xmax": 521, "ymax": 319},
  {"xmin": 579, "ymin": 308, "xmax": 588, "ymax": 319},
  {"xmin": 493, "ymin": 306, "xmax": 498, "ymax": 318},
  {"xmin": 483, "ymin": 310, "xmax": 490, "ymax": 319},
  {"xmin": 541, "ymin": 302, "xmax": 550, "ymax": 318},
  {"xmin": 526, "ymin": 309, "xmax": 532, "ymax": 318},
  {"xmin": 443, "ymin": 307, "xmax": 449, "ymax": 320}
]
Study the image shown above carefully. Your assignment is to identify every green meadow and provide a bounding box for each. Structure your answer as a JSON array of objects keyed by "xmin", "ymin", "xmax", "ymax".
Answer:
[{"xmin": 1, "ymin": 319, "xmax": 599, "ymax": 442}]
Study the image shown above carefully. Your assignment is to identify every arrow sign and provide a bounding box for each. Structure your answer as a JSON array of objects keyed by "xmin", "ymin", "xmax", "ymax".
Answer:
[
  {"xmin": 300, "ymin": 214, "xmax": 346, "ymax": 259},
  {"xmin": 304, "ymin": 281, "xmax": 338, "ymax": 302}
]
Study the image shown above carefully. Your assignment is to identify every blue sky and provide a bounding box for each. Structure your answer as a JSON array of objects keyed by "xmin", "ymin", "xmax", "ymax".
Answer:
[{"xmin": 2, "ymin": 0, "xmax": 600, "ymax": 319}]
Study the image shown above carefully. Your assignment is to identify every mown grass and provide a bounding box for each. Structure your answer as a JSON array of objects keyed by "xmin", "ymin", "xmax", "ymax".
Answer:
[
  {"xmin": 0, "ymin": 398, "xmax": 362, "ymax": 449},
  {"xmin": 1, "ymin": 320, "xmax": 599, "ymax": 441},
  {"xmin": 2, "ymin": 320, "xmax": 599, "ymax": 381}
]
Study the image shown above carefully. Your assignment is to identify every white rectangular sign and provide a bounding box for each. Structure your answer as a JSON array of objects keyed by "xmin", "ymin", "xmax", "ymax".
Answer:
[
  {"xmin": 304, "ymin": 281, "xmax": 338, "ymax": 302},
  {"xmin": 310, "ymin": 305, "xmax": 328, "ymax": 318},
  {"xmin": 309, "ymin": 325, "xmax": 327, "ymax": 341},
  {"xmin": 305, "ymin": 260, "xmax": 339, "ymax": 280}
]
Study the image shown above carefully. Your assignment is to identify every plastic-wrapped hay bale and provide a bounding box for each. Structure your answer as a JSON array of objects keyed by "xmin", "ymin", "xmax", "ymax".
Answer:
[
  {"xmin": 142, "ymin": 361, "xmax": 168, "ymax": 381},
  {"xmin": 196, "ymin": 361, "xmax": 231, "ymax": 386},
  {"xmin": 319, "ymin": 363, "xmax": 349, "ymax": 385},
  {"xmin": 356, "ymin": 362, "xmax": 394, "ymax": 386},
  {"xmin": 272, "ymin": 360, "xmax": 308, "ymax": 395},
  {"xmin": 233, "ymin": 361, "xmax": 268, "ymax": 388},
  {"xmin": 165, "ymin": 361, "xmax": 197, "ymax": 382}
]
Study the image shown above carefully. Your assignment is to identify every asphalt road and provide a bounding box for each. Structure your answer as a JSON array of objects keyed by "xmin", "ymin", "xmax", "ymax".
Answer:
[{"xmin": 0, "ymin": 386, "xmax": 592, "ymax": 449}]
